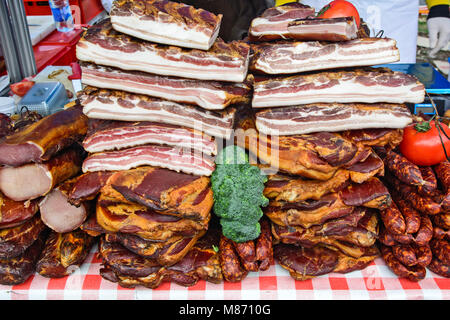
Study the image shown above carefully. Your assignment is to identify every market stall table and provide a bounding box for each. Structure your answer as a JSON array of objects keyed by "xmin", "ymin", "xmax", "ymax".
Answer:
[{"xmin": 0, "ymin": 246, "xmax": 448, "ymax": 300}]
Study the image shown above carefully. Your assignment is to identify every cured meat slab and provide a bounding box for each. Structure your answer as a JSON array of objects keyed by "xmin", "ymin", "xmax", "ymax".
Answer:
[
  {"xmin": 255, "ymin": 103, "xmax": 413, "ymax": 136},
  {"xmin": 235, "ymin": 108, "xmax": 368, "ymax": 180},
  {"xmin": 99, "ymin": 228, "xmax": 222, "ymax": 288},
  {"xmin": 36, "ymin": 230, "xmax": 95, "ymax": 278},
  {"xmin": 248, "ymin": 3, "xmax": 315, "ymax": 42},
  {"xmin": 79, "ymin": 87, "xmax": 236, "ymax": 140},
  {"xmin": 264, "ymin": 153, "xmax": 384, "ymax": 202},
  {"xmin": 271, "ymin": 208, "xmax": 379, "ymax": 249},
  {"xmin": 70, "ymin": 166, "xmax": 213, "ymax": 222},
  {"xmin": 274, "ymin": 243, "xmax": 378, "ymax": 280},
  {"xmin": 96, "ymin": 194, "xmax": 210, "ymax": 241},
  {"xmin": 0, "ymin": 194, "xmax": 39, "ymax": 229},
  {"xmin": 83, "ymin": 119, "xmax": 217, "ymax": 155},
  {"xmin": 0, "ymin": 106, "xmax": 87, "ymax": 167},
  {"xmin": 104, "ymin": 232, "xmax": 204, "ymax": 266},
  {"xmin": 265, "ymin": 178, "xmax": 390, "ymax": 228},
  {"xmin": 252, "ymin": 68, "xmax": 425, "ymax": 108},
  {"xmin": 80, "ymin": 63, "xmax": 251, "ymax": 111},
  {"xmin": 284, "ymin": 17, "xmax": 358, "ymax": 42},
  {"xmin": 76, "ymin": 20, "xmax": 249, "ymax": 82},
  {"xmin": 110, "ymin": 0, "xmax": 222, "ymax": 50},
  {"xmin": 0, "ymin": 215, "xmax": 47, "ymax": 259},
  {"xmin": 0, "ymin": 231, "xmax": 47, "ymax": 285},
  {"xmin": 342, "ymin": 128, "xmax": 404, "ymax": 150},
  {"xmin": 249, "ymin": 38, "xmax": 400, "ymax": 75},
  {"xmin": 82, "ymin": 144, "xmax": 215, "ymax": 176}
]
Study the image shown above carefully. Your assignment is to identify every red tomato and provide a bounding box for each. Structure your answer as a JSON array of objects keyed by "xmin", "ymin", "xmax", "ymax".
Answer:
[
  {"xmin": 10, "ymin": 81, "xmax": 34, "ymax": 97},
  {"xmin": 400, "ymin": 120, "xmax": 450, "ymax": 166},
  {"xmin": 317, "ymin": 0, "xmax": 361, "ymax": 28}
]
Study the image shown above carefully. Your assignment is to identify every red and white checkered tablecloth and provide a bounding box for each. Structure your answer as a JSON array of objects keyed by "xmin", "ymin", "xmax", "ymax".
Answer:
[{"xmin": 0, "ymin": 245, "xmax": 448, "ymax": 300}]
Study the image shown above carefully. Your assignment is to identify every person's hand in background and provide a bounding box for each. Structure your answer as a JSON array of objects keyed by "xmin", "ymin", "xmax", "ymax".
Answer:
[{"xmin": 426, "ymin": 1, "xmax": 450, "ymax": 57}]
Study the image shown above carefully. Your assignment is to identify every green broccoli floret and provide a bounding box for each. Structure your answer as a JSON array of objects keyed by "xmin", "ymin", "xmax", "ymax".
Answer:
[
  {"xmin": 220, "ymin": 219, "xmax": 261, "ymax": 244},
  {"xmin": 211, "ymin": 145, "xmax": 269, "ymax": 243}
]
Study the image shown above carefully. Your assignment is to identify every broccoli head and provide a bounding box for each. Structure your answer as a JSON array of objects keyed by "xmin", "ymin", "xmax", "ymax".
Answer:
[
  {"xmin": 211, "ymin": 145, "xmax": 269, "ymax": 243},
  {"xmin": 220, "ymin": 219, "xmax": 261, "ymax": 244}
]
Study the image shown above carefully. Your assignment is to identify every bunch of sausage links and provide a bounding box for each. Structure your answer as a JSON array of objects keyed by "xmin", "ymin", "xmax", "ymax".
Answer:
[{"xmin": 378, "ymin": 148, "xmax": 450, "ymax": 281}]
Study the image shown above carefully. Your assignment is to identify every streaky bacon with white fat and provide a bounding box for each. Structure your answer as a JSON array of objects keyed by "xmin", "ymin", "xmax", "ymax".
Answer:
[
  {"xmin": 82, "ymin": 144, "xmax": 216, "ymax": 176},
  {"xmin": 252, "ymin": 68, "xmax": 425, "ymax": 108},
  {"xmin": 285, "ymin": 17, "xmax": 358, "ymax": 42},
  {"xmin": 78, "ymin": 86, "xmax": 237, "ymax": 140},
  {"xmin": 110, "ymin": 0, "xmax": 222, "ymax": 50},
  {"xmin": 255, "ymin": 103, "xmax": 413, "ymax": 136},
  {"xmin": 80, "ymin": 62, "xmax": 252, "ymax": 111},
  {"xmin": 249, "ymin": 38, "xmax": 400, "ymax": 75},
  {"xmin": 83, "ymin": 119, "xmax": 217, "ymax": 155},
  {"xmin": 249, "ymin": 3, "xmax": 315, "ymax": 41},
  {"xmin": 76, "ymin": 20, "xmax": 250, "ymax": 82}
]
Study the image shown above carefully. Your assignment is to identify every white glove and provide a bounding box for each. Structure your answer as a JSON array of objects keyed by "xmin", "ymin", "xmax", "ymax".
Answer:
[
  {"xmin": 101, "ymin": 0, "xmax": 114, "ymax": 13},
  {"xmin": 427, "ymin": 17, "xmax": 450, "ymax": 58}
]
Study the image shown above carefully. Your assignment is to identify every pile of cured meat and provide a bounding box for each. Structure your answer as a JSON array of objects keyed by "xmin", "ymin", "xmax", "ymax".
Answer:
[
  {"xmin": 0, "ymin": 1, "xmax": 447, "ymax": 288},
  {"xmin": 236, "ymin": 2, "xmax": 429, "ymax": 281},
  {"xmin": 0, "ymin": 106, "xmax": 96, "ymax": 284},
  {"xmin": 71, "ymin": 0, "xmax": 257, "ymax": 288}
]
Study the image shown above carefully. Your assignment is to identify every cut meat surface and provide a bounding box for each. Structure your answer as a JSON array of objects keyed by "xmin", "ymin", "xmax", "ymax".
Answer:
[
  {"xmin": 250, "ymin": 38, "xmax": 400, "ymax": 75},
  {"xmin": 110, "ymin": 0, "xmax": 222, "ymax": 50},
  {"xmin": 83, "ymin": 119, "xmax": 217, "ymax": 155},
  {"xmin": 248, "ymin": 3, "xmax": 315, "ymax": 42},
  {"xmin": 39, "ymin": 180, "xmax": 91, "ymax": 233},
  {"xmin": 82, "ymin": 144, "xmax": 215, "ymax": 176},
  {"xmin": 79, "ymin": 87, "xmax": 236, "ymax": 140},
  {"xmin": 76, "ymin": 20, "xmax": 249, "ymax": 82},
  {"xmin": 252, "ymin": 68, "xmax": 424, "ymax": 108},
  {"xmin": 255, "ymin": 103, "xmax": 413, "ymax": 135},
  {"xmin": 80, "ymin": 63, "xmax": 252, "ymax": 111},
  {"xmin": 0, "ymin": 147, "xmax": 83, "ymax": 201}
]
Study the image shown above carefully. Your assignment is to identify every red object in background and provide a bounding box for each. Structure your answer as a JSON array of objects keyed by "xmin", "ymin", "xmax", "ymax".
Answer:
[
  {"xmin": 23, "ymin": 0, "xmax": 103, "ymax": 25},
  {"xmin": 33, "ymin": 28, "xmax": 83, "ymax": 73},
  {"xmin": 10, "ymin": 81, "xmax": 35, "ymax": 97},
  {"xmin": 400, "ymin": 120, "xmax": 450, "ymax": 166},
  {"xmin": 317, "ymin": 0, "xmax": 361, "ymax": 28},
  {"xmin": 68, "ymin": 62, "xmax": 81, "ymax": 80},
  {"xmin": 38, "ymin": 28, "xmax": 84, "ymax": 67}
]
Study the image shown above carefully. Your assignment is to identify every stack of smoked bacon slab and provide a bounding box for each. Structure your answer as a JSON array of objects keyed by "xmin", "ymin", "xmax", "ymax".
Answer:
[
  {"xmin": 73, "ymin": 0, "xmax": 254, "ymax": 288},
  {"xmin": 236, "ymin": 2, "xmax": 428, "ymax": 281}
]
